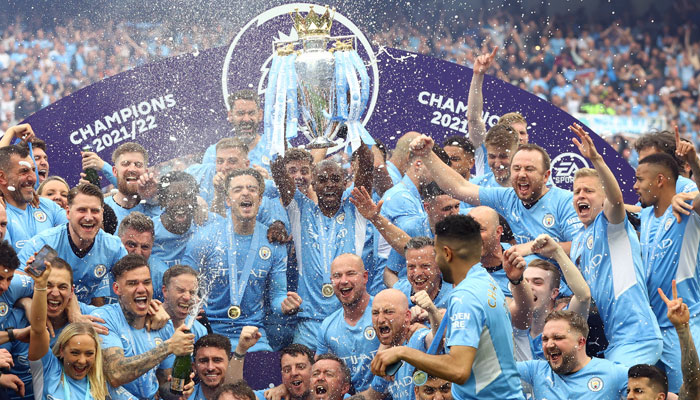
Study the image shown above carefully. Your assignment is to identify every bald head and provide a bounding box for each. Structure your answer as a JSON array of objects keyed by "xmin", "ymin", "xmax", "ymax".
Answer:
[
  {"xmin": 330, "ymin": 253, "xmax": 364, "ymax": 274},
  {"xmin": 372, "ymin": 288, "xmax": 411, "ymax": 345},
  {"xmin": 374, "ymin": 288, "xmax": 409, "ymax": 312},
  {"xmin": 469, "ymin": 206, "xmax": 499, "ymax": 228},
  {"xmin": 466, "ymin": 206, "xmax": 503, "ymax": 256}
]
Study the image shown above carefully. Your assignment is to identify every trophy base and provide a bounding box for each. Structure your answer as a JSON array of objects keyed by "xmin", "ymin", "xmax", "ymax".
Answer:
[{"xmin": 306, "ymin": 136, "xmax": 337, "ymax": 149}]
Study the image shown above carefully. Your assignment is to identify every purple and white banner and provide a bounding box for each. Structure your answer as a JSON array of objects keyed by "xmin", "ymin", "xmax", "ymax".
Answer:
[{"xmin": 23, "ymin": 3, "xmax": 637, "ymax": 202}]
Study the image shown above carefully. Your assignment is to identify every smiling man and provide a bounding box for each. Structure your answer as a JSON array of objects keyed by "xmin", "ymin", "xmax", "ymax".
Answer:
[
  {"xmin": 184, "ymin": 168, "xmax": 292, "ymax": 352},
  {"xmin": 92, "ymin": 253, "xmax": 195, "ymax": 400},
  {"xmin": 517, "ymin": 310, "xmax": 628, "ymax": 399},
  {"xmin": 392, "ymin": 237, "xmax": 452, "ymax": 311},
  {"xmin": 315, "ymin": 254, "xmax": 380, "ymax": 392},
  {"xmin": 159, "ymin": 265, "xmax": 208, "ymax": 341},
  {"xmin": 0, "ymin": 145, "xmax": 67, "ymax": 250},
  {"xmin": 18, "ymin": 183, "xmax": 127, "ymax": 305}
]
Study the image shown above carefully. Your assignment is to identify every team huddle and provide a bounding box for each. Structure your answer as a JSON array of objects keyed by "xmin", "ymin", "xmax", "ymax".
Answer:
[{"xmin": 0, "ymin": 48, "xmax": 698, "ymax": 400}]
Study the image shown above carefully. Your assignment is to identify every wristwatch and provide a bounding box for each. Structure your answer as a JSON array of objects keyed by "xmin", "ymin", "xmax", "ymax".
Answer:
[
  {"xmin": 5, "ymin": 328, "xmax": 15, "ymax": 342},
  {"xmin": 509, "ymin": 275, "xmax": 524, "ymax": 286}
]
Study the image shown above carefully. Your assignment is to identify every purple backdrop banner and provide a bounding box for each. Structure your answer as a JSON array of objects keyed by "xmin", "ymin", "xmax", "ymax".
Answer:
[
  {"xmin": 22, "ymin": 3, "xmax": 636, "ymax": 202},
  {"xmin": 18, "ymin": 3, "xmax": 639, "ymax": 389}
]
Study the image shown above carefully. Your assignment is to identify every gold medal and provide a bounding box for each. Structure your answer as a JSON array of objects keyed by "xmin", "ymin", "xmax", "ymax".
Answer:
[
  {"xmin": 228, "ymin": 305, "xmax": 242, "ymax": 319},
  {"xmin": 321, "ymin": 283, "xmax": 334, "ymax": 298},
  {"xmin": 413, "ymin": 370, "xmax": 428, "ymax": 386}
]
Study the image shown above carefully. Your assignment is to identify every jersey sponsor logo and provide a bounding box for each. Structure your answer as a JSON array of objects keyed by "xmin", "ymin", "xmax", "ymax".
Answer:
[
  {"xmin": 94, "ymin": 264, "xmax": 107, "ymax": 278},
  {"xmin": 33, "ymin": 210, "xmax": 47, "ymax": 222},
  {"xmin": 259, "ymin": 246, "xmax": 271, "ymax": 260},
  {"xmin": 542, "ymin": 213, "xmax": 555, "ymax": 228},
  {"xmin": 551, "ymin": 152, "xmax": 590, "ymax": 188},
  {"xmin": 586, "ymin": 234, "xmax": 594, "ymax": 249},
  {"xmin": 664, "ymin": 217, "xmax": 674, "ymax": 231},
  {"xmin": 15, "ymin": 239, "xmax": 27, "ymax": 249},
  {"xmin": 364, "ymin": 326, "xmax": 376, "ymax": 340},
  {"xmin": 587, "ymin": 377, "xmax": 604, "ymax": 392},
  {"xmin": 0, "ymin": 302, "xmax": 7, "ymax": 316}
]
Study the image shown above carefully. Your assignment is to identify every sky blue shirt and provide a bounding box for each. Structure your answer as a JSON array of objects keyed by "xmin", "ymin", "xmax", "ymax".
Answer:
[
  {"xmin": 91, "ymin": 303, "xmax": 175, "ymax": 400},
  {"xmin": 641, "ymin": 205, "xmax": 700, "ymax": 329},
  {"xmin": 6, "ymin": 197, "xmax": 67, "ymax": 250},
  {"xmin": 30, "ymin": 351, "xmax": 94, "ymax": 400},
  {"xmin": 0, "ymin": 273, "xmax": 32, "ymax": 328},
  {"xmin": 202, "ymin": 136, "xmax": 271, "ymax": 171},
  {"xmin": 152, "ymin": 214, "xmax": 200, "ymax": 267},
  {"xmin": 370, "ymin": 328, "xmax": 429, "ymax": 400},
  {"xmin": 150, "ymin": 255, "xmax": 171, "ymax": 302},
  {"xmin": 316, "ymin": 297, "xmax": 379, "ymax": 392},
  {"xmin": 161, "ymin": 317, "xmax": 208, "ymax": 342},
  {"xmin": 18, "ymin": 225, "xmax": 127, "ymax": 303},
  {"xmin": 385, "ymin": 160, "xmax": 402, "ymax": 185},
  {"xmin": 571, "ymin": 213, "xmax": 662, "ymax": 345},
  {"xmin": 380, "ymin": 175, "xmax": 426, "ymax": 240},
  {"xmin": 517, "ymin": 358, "xmax": 628, "ymax": 399},
  {"xmin": 286, "ymin": 189, "xmax": 368, "ymax": 321},
  {"xmin": 182, "ymin": 219, "xmax": 287, "ymax": 350},
  {"xmin": 446, "ymin": 264, "xmax": 523, "ymax": 399},
  {"xmin": 104, "ymin": 195, "xmax": 161, "ymax": 227},
  {"xmin": 479, "ymin": 186, "xmax": 581, "ymax": 245}
]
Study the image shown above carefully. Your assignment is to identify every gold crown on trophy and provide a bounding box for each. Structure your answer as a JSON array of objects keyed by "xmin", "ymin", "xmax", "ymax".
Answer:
[{"xmin": 291, "ymin": 6, "xmax": 334, "ymax": 37}]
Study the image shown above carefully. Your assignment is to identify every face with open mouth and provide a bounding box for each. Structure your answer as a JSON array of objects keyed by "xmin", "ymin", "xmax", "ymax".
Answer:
[
  {"xmin": 312, "ymin": 162, "xmax": 346, "ymax": 211},
  {"xmin": 46, "ymin": 268, "xmax": 73, "ymax": 318},
  {"xmin": 281, "ymin": 353, "xmax": 313, "ymax": 399},
  {"xmin": 162, "ymin": 182, "xmax": 198, "ymax": 230},
  {"xmin": 229, "ymin": 99, "xmax": 262, "ymax": 144},
  {"xmin": 115, "ymin": 265, "xmax": 153, "ymax": 318},
  {"xmin": 60, "ymin": 334, "xmax": 97, "ymax": 380},
  {"xmin": 572, "ymin": 176, "xmax": 605, "ymax": 226},
  {"xmin": 523, "ymin": 266, "xmax": 558, "ymax": 313},
  {"xmin": 510, "ymin": 149, "xmax": 549, "ymax": 204},
  {"xmin": 67, "ymin": 193, "xmax": 103, "ymax": 243},
  {"xmin": 542, "ymin": 319, "xmax": 582, "ymax": 374},
  {"xmin": 114, "ymin": 152, "xmax": 147, "ymax": 196},
  {"xmin": 372, "ymin": 290, "xmax": 411, "ymax": 346},
  {"xmin": 32, "ymin": 147, "xmax": 49, "ymax": 183},
  {"xmin": 330, "ymin": 254, "xmax": 368, "ymax": 307},
  {"xmin": 406, "ymin": 247, "xmax": 441, "ymax": 297},
  {"xmin": 226, "ymin": 174, "xmax": 262, "ymax": 222},
  {"xmin": 163, "ymin": 273, "xmax": 198, "ymax": 321},
  {"xmin": 194, "ymin": 346, "xmax": 229, "ymax": 389},
  {"xmin": 310, "ymin": 359, "xmax": 349, "ymax": 400}
]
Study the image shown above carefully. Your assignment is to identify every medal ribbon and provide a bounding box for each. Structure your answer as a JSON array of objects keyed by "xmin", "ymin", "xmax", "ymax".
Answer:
[
  {"xmin": 227, "ymin": 222, "xmax": 265, "ymax": 308},
  {"xmin": 316, "ymin": 211, "xmax": 339, "ymax": 275},
  {"xmin": 62, "ymin": 372, "xmax": 91, "ymax": 400}
]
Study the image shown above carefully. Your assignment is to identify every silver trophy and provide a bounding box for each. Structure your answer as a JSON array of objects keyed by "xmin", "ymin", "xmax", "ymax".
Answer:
[{"xmin": 271, "ymin": 6, "xmax": 356, "ymax": 149}]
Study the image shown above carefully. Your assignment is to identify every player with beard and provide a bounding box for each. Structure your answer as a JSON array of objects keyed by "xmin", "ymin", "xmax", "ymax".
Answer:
[
  {"xmin": 255, "ymin": 343, "xmax": 316, "ymax": 400},
  {"xmin": 360, "ymin": 288, "xmax": 438, "ymax": 400},
  {"xmin": 568, "ymin": 124, "xmax": 662, "ymax": 366},
  {"xmin": 517, "ymin": 310, "xmax": 628, "ymax": 399},
  {"xmin": 315, "ymin": 254, "xmax": 380, "ymax": 392},
  {"xmin": 151, "ymin": 172, "xmax": 206, "ymax": 266},
  {"xmin": 634, "ymin": 150, "xmax": 700, "ymax": 393},
  {"xmin": 271, "ymin": 142, "xmax": 374, "ymax": 350},
  {"xmin": 104, "ymin": 142, "xmax": 160, "ymax": 226},
  {"xmin": 184, "ymin": 168, "xmax": 294, "ymax": 352},
  {"xmin": 93, "ymin": 254, "xmax": 195, "ymax": 400},
  {"xmin": 0, "ymin": 145, "xmax": 67, "ymax": 250},
  {"xmin": 411, "ymin": 134, "xmax": 580, "ymax": 258},
  {"xmin": 202, "ymin": 90, "xmax": 269, "ymax": 171},
  {"xmin": 311, "ymin": 354, "xmax": 351, "ymax": 400},
  {"xmin": 18, "ymin": 183, "xmax": 127, "ymax": 305},
  {"xmin": 371, "ymin": 215, "xmax": 524, "ymax": 399},
  {"xmin": 117, "ymin": 211, "xmax": 170, "ymax": 301}
]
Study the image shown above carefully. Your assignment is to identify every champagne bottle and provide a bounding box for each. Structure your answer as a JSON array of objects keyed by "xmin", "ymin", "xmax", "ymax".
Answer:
[
  {"xmin": 170, "ymin": 342, "xmax": 192, "ymax": 395},
  {"xmin": 81, "ymin": 144, "xmax": 101, "ymax": 187}
]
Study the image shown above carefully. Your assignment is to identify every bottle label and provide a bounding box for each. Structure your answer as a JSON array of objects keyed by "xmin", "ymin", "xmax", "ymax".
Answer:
[{"xmin": 171, "ymin": 377, "xmax": 186, "ymax": 393}]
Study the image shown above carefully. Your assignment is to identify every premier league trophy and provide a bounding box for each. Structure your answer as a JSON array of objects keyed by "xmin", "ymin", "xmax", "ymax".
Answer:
[{"xmin": 262, "ymin": 5, "xmax": 374, "ymax": 155}]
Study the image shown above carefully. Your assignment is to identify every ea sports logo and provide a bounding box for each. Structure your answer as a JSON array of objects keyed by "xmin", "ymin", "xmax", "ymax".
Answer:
[{"xmin": 551, "ymin": 152, "xmax": 590, "ymax": 189}]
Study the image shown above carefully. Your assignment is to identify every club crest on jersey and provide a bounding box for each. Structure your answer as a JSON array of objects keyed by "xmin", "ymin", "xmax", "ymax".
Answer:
[
  {"xmin": 94, "ymin": 264, "xmax": 107, "ymax": 278},
  {"xmin": 259, "ymin": 246, "xmax": 271, "ymax": 260},
  {"xmin": 154, "ymin": 338, "xmax": 164, "ymax": 346},
  {"xmin": 587, "ymin": 377, "xmax": 603, "ymax": 392},
  {"xmin": 33, "ymin": 210, "xmax": 47, "ymax": 222},
  {"xmin": 586, "ymin": 235, "xmax": 594, "ymax": 249},
  {"xmin": 664, "ymin": 217, "xmax": 674, "ymax": 231},
  {"xmin": 0, "ymin": 302, "xmax": 8, "ymax": 316},
  {"xmin": 364, "ymin": 326, "xmax": 376, "ymax": 341},
  {"xmin": 542, "ymin": 214, "xmax": 555, "ymax": 228},
  {"xmin": 336, "ymin": 213, "xmax": 346, "ymax": 224}
]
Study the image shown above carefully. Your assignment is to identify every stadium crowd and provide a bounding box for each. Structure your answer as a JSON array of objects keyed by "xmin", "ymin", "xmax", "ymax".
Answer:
[{"xmin": 0, "ymin": 4, "xmax": 698, "ymax": 400}]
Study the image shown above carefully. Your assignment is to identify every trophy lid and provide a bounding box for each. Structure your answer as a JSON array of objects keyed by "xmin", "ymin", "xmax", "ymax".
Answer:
[{"xmin": 291, "ymin": 6, "xmax": 334, "ymax": 38}]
